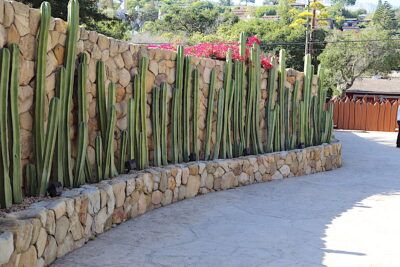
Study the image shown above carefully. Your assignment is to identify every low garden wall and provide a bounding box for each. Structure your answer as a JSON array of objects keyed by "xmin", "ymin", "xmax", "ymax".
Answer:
[{"xmin": 0, "ymin": 142, "xmax": 342, "ymax": 267}]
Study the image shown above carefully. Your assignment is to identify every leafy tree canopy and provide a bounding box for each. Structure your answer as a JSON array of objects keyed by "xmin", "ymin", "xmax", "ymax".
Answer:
[{"xmin": 373, "ymin": 0, "xmax": 398, "ymax": 32}]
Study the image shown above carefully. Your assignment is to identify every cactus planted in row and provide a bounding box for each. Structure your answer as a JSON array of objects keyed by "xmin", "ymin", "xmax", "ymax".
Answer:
[
  {"xmin": 119, "ymin": 130, "xmax": 128, "ymax": 174},
  {"xmin": 191, "ymin": 69, "xmax": 200, "ymax": 161},
  {"xmin": 214, "ymin": 89, "xmax": 225, "ymax": 159},
  {"xmin": 138, "ymin": 57, "xmax": 149, "ymax": 169},
  {"xmin": 152, "ymin": 87, "xmax": 161, "ymax": 166},
  {"xmin": 0, "ymin": 48, "xmax": 12, "ymax": 208},
  {"xmin": 182, "ymin": 56, "xmax": 192, "ymax": 162},
  {"xmin": 160, "ymin": 83, "xmax": 168, "ymax": 165},
  {"xmin": 221, "ymin": 50, "xmax": 233, "ymax": 159},
  {"xmin": 204, "ymin": 69, "xmax": 216, "ymax": 161},
  {"xmin": 95, "ymin": 136, "xmax": 104, "ymax": 181}
]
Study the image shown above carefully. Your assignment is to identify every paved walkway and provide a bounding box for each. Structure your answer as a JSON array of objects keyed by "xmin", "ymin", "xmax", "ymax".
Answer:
[{"xmin": 53, "ymin": 131, "xmax": 400, "ymax": 267}]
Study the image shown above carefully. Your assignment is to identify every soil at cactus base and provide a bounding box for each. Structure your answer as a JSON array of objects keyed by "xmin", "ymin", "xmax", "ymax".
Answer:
[{"xmin": 0, "ymin": 196, "xmax": 51, "ymax": 217}]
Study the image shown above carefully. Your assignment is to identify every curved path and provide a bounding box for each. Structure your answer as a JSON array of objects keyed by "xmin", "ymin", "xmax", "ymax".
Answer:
[{"xmin": 54, "ymin": 131, "xmax": 400, "ymax": 267}]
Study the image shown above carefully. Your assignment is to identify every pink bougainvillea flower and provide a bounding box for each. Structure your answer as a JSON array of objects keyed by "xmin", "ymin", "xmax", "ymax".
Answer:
[{"xmin": 147, "ymin": 36, "xmax": 273, "ymax": 70}]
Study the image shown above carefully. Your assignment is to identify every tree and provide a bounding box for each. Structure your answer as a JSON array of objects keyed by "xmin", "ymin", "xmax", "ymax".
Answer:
[
  {"xmin": 330, "ymin": 0, "xmax": 356, "ymax": 6},
  {"xmin": 373, "ymin": 1, "xmax": 398, "ymax": 32},
  {"xmin": 19, "ymin": 0, "xmax": 132, "ymax": 40},
  {"xmin": 318, "ymin": 28, "xmax": 400, "ymax": 95}
]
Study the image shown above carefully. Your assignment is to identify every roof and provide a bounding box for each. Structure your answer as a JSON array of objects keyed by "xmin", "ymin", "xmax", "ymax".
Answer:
[{"xmin": 347, "ymin": 78, "xmax": 400, "ymax": 95}]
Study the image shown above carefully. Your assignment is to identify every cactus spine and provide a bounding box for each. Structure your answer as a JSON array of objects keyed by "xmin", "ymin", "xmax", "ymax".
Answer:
[
  {"xmin": 182, "ymin": 56, "xmax": 192, "ymax": 162},
  {"xmin": 74, "ymin": 53, "xmax": 89, "ymax": 187},
  {"xmin": 152, "ymin": 87, "xmax": 161, "ymax": 166},
  {"xmin": 34, "ymin": 2, "xmax": 50, "ymax": 186},
  {"xmin": 0, "ymin": 48, "xmax": 12, "ymax": 208},
  {"xmin": 160, "ymin": 83, "xmax": 168, "ymax": 165},
  {"xmin": 214, "ymin": 89, "xmax": 225, "ymax": 159},
  {"xmin": 192, "ymin": 69, "xmax": 200, "ymax": 161},
  {"xmin": 39, "ymin": 98, "xmax": 60, "ymax": 196},
  {"xmin": 9, "ymin": 44, "xmax": 22, "ymax": 203},
  {"xmin": 204, "ymin": 69, "xmax": 216, "ymax": 161}
]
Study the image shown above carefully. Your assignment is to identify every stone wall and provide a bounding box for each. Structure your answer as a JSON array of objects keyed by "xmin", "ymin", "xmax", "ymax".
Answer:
[
  {"xmin": 0, "ymin": 142, "xmax": 342, "ymax": 266},
  {"xmin": 0, "ymin": 0, "xmax": 315, "ymax": 172}
]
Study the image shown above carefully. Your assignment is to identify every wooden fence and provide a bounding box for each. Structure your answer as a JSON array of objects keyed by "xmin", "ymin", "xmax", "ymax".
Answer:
[{"xmin": 333, "ymin": 98, "xmax": 399, "ymax": 132}]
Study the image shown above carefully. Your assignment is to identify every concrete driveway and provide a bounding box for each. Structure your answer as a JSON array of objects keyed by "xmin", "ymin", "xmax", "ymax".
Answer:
[{"xmin": 53, "ymin": 131, "xmax": 400, "ymax": 267}]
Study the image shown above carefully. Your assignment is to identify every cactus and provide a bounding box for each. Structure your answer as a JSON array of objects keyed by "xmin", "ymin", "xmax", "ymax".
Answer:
[
  {"xmin": 26, "ymin": 164, "xmax": 37, "ymax": 197},
  {"xmin": 213, "ymin": 89, "xmax": 225, "ymax": 159},
  {"xmin": 266, "ymin": 57, "xmax": 278, "ymax": 153},
  {"xmin": 0, "ymin": 48, "xmax": 12, "ymax": 208},
  {"xmin": 95, "ymin": 135, "xmax": 103, "ymax": 181},
  {"xmin": 290, "ymin": 80, "xmax": 300, "ymax": 149},
  {"xmin": 278, "ymin": 49, "xmax": 287, "ymax": 150},
  {"xmin": 204, "ymin": 69, "xmax": 216, "ymax": 161},
  {"xmin": 96, "ymin": 61, "xmax": 107, "ymax": 140},
  {"xmin": 152, "ymin": 86, "xmax": 161, "ymax": 166},
  {"xmin": 221, "ymin": 50, "xmax": 233, "ymax": 159},
  {"xmin": 127, "ymin": 98, "xmax": 135, "ymax": 161},
  {"xmin": 233, "ymin": 61, "xmax": 241, "ymax": 157},
  {"xmin": 104, "ymin": 104, "xmax": 117, "ymax": 179},
  {"xmin": 192, "ymin": 69, "xmax": 200, "ymax": 161},
  {"xmin": 160, "ymin": 83, "xmax": 168, "ymax": 165},
  {"xmin": 182, "ymin": 56, "xmax": 192, "ymax": 162},
  {"xmin": 119, "ymin": 130, "xmax": 128, "ymax": 174},
  {"xmin": 38, "ymin": 98, "xmax": 60, "ymax": 196},
  {"xmin": 171, "ymin": 88, "xmax": 179, "ymax": 163},
  {"xmin": 303, "ymin": 54, "xmax": 313, "ymax": 147},
  {"xmin": 139, "ymin": 57, "xmax": 149, "ymax": 168},
  {"xmin": 61, "ymin": 0, "xmax": 79, "ymax": 187},
  {"xmin": 9, "ymin": 44, "xmax": 22, "ymax": 203},
  {"xmin": 173, "ymin": 46, "xmax": 184, "ymax": 163},
  {"xmin": 252, "ymin": 44, "xmax": 264, "ymax": 154},
  {"xmin": 34, "ymin": 2, "xmax": 51, "ymax": 185},
  {"xmin": 74, "ymin": 53, "xmax": 89, "ymax": 187}
]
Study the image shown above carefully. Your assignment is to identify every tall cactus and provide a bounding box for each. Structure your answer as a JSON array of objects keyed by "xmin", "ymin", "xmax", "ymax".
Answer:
[
  {"xmin": 61, "ymin": 0, "xmax": 79, "ymax": 187},
  {"xmin": 204, "ymin": 69, "xmax": 216, "ymax": 161},
  {"xmin": 160, "ymin": 83, "xmax": 168, "ymax": 165},
  {"xmin": 251, "ymin": 44, "xmax": 264, "ymax": 154},
  {"xmin": 290, "ymin": 80, "xmax": 300, "ymax": 149},
  {"xmin": 105, "ymin": 83, "xmax": 118, "ymax": 178},
  {"xmin": 74, "ymin": 53, "xmax": 89, "ymax": 187},
  {"xmin": 278, "ymin": 49, "xmax": 287, "ymax": 150},
  {"xmin": 172, "ymin": 46, "xmax": 184, "ymax": 163},
  {"xmin": 303, "ymin": 54, "xmax": 313, "ymax": 147},
  {"xmin": 127, "ymin": 98, "xmax": 135, "ymax": 161},
  {"xmin": 9, "ymin": 44, "xmax": 22, "ymax": 203},
  {"xmin": 119, "ymin": 130, "xmax": 128, "ymax": 174},
  {"xmin": 39, "ymin": 98, "xmax": 61, "ymax": 196},
  {"xmin": 139, "ymin": 57, "xmax": 149, "ymax": 168},
  {"xmin": 192, "ymin": 69, "xmax": 200, "ymax": 161},
  {"xmin": 152, "ymin": 87, "xmax": 161, "ymax": 166},
  {"xmin": 221, "ymin": 50, "xmax": 233, "ymax": 159},
  {"xmin": 34, "ymin": 2, "xmax": 51, "ymax": 185},
  {"xmin": 95, "ymin": 135, "xmax": 103, "ymax": 181},
  {"xmin": 266, "ymin": 57, "xmax": 278, "ymax": 153},
  {"xmin": 182, "ymin": 56, "xmax": 192, "ymax": 162},
  {"xmin": 214, "ymin": 89, "xmax": 225, "ymax": 159},
  {"xmin": 0, "ymin": 48, "xmax": 12, "ymax": 208},
  {"xmin": 96, "ymin": 61, "xmax": 107, "ymax": 140}
]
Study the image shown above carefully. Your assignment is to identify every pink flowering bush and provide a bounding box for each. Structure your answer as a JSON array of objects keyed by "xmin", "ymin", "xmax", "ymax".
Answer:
[{"xmin": 148, "ymin": 36, "xmax": 273, "ymax": 70}]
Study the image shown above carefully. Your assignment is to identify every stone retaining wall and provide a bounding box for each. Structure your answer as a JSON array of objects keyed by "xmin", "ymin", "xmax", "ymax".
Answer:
[
  {"xmin": 0, "ymin": 142, "xmax": 342, "ymax": 267},
  {"xmin": 0, "ymin": 0, "xmax": 316, "ymax": 170}
]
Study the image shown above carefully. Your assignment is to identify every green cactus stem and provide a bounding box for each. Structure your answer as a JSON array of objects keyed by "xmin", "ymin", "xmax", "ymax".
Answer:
[
  {"xmin": 127, "ymin": 98, "xmax": 135, "ymax": 161},
  {"xmin": 176, "ymin": 46, "xmax": 184, "ymax": 163},
  {"xmin": 74, "ymin": 53, "xmax": 89, "ymax": 187},
  {"xmin": 192, "ymin": 69, "xmax": 200, "ymax": 161},
  {"xmin": 38, "ymin": 98, "xmax": 60, "ymax": 196},
  {"xmin": 96, "ymin": 61, "xmax": 107, "ymax": 141},
  {"xmin": 303, "ymin": 54, "xmax": 313, "ymax": 147},
  {"xmin": 214, "ymin": 89, "xmax": 225, "ymax": 159},
  {"xmin": 221, "ymin": 49, "xmax": 233, "ymax": 159},
  {"xmin": 182, "ymin": 56, "xmax": 192, "ymax": 162},
  {"xmin": 104, "ymin": 104, "xmax": 117, "ymax": 179},
  {"xmin": 290, "ymin": 80, "xmax": 300, "ymax": 149},
  {"xmin": 139, "ymin": 57, "xmax": 149, "ymax": 168},
  {"xmin": 95, "ymin": 135, "xmax": 103, "ymax": 181},
  {"xmin": 266, "ymin": 57, "xmax": 278, "ymax": 153},
  {"xmin": 152, "ymin": 86, "xmax": 161, "ymax": 166},
  {"xmin": 252, "ymin": 44, "xmax": 264, "ymax": 154},
  {"xmin": 26, "ymin": 164, "xmax": 37, "ymax": 197},
  {"xmin": 62, "ymin": 0, "xmax": 79, "ymax": 187},
  {"xmin": 0, "ymin": 48, "xmax": 12, "ymax": 208},
  {"xmin": 34, "ymin": 2, "xmax": 51, "ymax": 184},
  {"xmin": 9, "ymin": 44, "xmax": 22, "ymax": 203},
  {"xmin": 160, "ymin": 83, "xmax": 168, "ymax": 165},
  {"xmin": 119, "ymin": 130, "xmax": 128, "ymax": 174},
  {"xmin": 55, "ymin": 67, "xmax": 66, "ymax": 184},
  {"xmin": 204, "ymin": 69, "xmax": 216, "ymax": 161},
  {"xmin": 278, "ymin": 49, "xmax": 287, "ymax": 150}
]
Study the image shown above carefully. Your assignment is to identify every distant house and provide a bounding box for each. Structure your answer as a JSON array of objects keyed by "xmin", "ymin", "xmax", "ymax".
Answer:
[{"xmin": 346, "ymin": 78, "xmax": 400, "ymax": 101}]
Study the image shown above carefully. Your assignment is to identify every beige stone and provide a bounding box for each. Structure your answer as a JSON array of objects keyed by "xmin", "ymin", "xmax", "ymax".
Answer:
[
  {"xmin": 112, "ymin": 180, "xmax": 126, "ymax": 208},
  {"xmin": 7, "ymin": 24, "xmax": 19, "ymax": 44},
  {"xmin": 221, "ymin": 172, "xmax": 236, "ymax": 190},
  {"xmin": 114, "ymin": 54, "xmax": 125, "ymax": 69},
  {"xmin": 57, "ymin": 233, "xmax": 74, "ymax": 258},
  {"xmin": 151, "ymin": 190, "xmax": 162, "ymax": 205},
  {"xmin": 19, "ymin": 112, "xmax": 32, "ymax": 130},
  {"xmin": 53, "ymin": 44, "xmax": 65, "ymax": 65},
  {"xmin": 3, "ymin": 2, "xmax": 14, "ymax": 27},
  {"xmin": 19, "ymin": 61, "xmax": 35, "ymax": 86},
  {"xmin": 69, "ymin": 214, "xmax": 83, "ymax": 241},
  {"xmin": 14, "ymin": 13, "xmax": 30, "ymax": 37},
  {"xmin": 97, "ymin": 34, "xmax": 109, "ymax": 50},
  {"xmin": 119, "ymin": 68, "xmax": 131, "ymax": 87},
  {"xmin": 35, "ymin": 228, "xmax": 47, "ymax": 258},
  {"xmin": 0, "ymin": 0, "xmax": 4, "ymax": 25},
  {"xmin": 122, "ymin": 50, "xmax": 133, "ymax": 69},
  {"xmin": 161, "ymin": 189, "xmax": 173, "ymax": 206},
  {"xmin": 43, "ymin": 236, "xmax": 57, "ymax": 266},
  {"xmin": 29, "ymin": 9, "xmax": 40, "ymax": 35},
  {"xmin": 0, "ymin": 232, "xmax": 13, "ymax": 265},
  {"xmin": 19, "ymin": 34, "xmax": 37, "ymax": 61},
  {"xmin": 45, "ymin": 210, "xmax": 55, "ymax": 235},
  {"xmin": 185, "ymin": 175, "xmax": 200, "ymax": 198},
  {"xmin": 18, "ymin": 245, "xmax": 37, "ymax": 267},
  {"xmin": 55, "ymin": 216, "xmax": 70, "ymax": 245},
  {"xmin": 14, "ymin": 220, "xmax": 33, "ymax": 253}
]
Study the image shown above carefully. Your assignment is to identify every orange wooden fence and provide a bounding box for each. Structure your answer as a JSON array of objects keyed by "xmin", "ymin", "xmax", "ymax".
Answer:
[{"xmin": 333, "ymin": 98, "xmax": 399, "ymax": 132}]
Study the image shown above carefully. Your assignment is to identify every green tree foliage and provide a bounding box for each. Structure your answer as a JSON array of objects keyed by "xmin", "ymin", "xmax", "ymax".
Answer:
[
  {"xmin": 373, "ymin": 0, "xmax": 398, "ymax": 32},
  {"xmin": 19, "ymin": 0, "xmax": 132, "ymax": 40},
  {"xmin": 144, "ymin": 1, "xmax": 237, "ymax": 36},
  {"xmin": 253, "ymin": 6, "xmax": 277, "ymax": 18},
  {"xmin": 318, "ymin": 28, "xmax": 400, "ymax": 95},
  {"xmin": 330, "ymin": 0, "xmax": 356, "ymax": 6}
]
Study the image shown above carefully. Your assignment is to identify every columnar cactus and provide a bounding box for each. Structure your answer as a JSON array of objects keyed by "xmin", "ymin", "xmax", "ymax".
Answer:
[
  {"xmin": 204, "ymin": 69, "xmax": 216, "ymax": 161},
  {"xmin": 152, "ymin": 87, "xmax": 161, "ymax": 166},
  {"xmin": 104, "ymin": 83, "xmax": 118, "ymax": 178},
  {"xmin": 74, "ymin": 53, "xmax": 89, "ymax": 187},
  {"xmin": 290, "ymin": 80, "xmax": 300, "ymax": 149},
  {"xmin": 139, "ymin": 57, "xmax": 149, "ymax": 168},
  {"xmin": 214, "ymin": 89, "xmax": 225, "ymax": 159},
  {"xmin": 34, "ymin": 2, "xmax": 51, "ymax": 185},
  {"xmin": 160, "ymin": 83, "xmax": 168, "ymax": 165},
  {"xmin": 266, "ymin": 57, "xmax": 278, "ymax": 153},
  {"xmin": 278, "ymin": 49, "xmax": 287, "ymax": 150},
  {"xmin": 221, "ymin": 50, "xmax": 233, "ymax": 159},
  {"xmin": 119, "ymin": 130, "xmax": 128, "ymax": 174},
  {"xmin": 9, "ymin": 44, "xmax": 22, "ymax": 203},
  {"xmin": 192, "ymin": 69, "xmax": 200, "ymax": 161},
  {"xmin": 95, "ymin": 136, "xmax": 104, "ymax": 181},
  {"xmin": 0, "ymin": 48, "xmax": 12, "ymax": 208},
  {"xmin": 182, "ymin": 56, "xmax": 192, "ymax": 162},
  {"xmin": 128, "ymin": 98, "xmax": 135, "ymax": 161}
]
